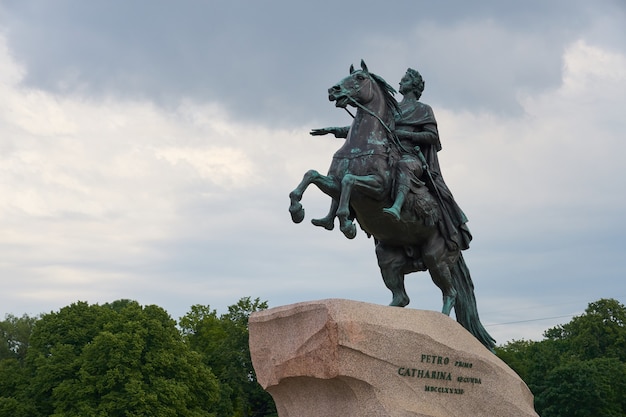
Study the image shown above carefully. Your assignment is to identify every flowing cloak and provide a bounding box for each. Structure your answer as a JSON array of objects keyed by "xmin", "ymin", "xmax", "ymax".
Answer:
[{"xmin": 395, "ymin": 101, "xmax": 472, "ymax": 251}]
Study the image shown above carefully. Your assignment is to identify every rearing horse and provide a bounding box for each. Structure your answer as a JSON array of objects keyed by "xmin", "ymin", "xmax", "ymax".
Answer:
[{"xmin": 289, "ymin": 61, "xmax": 495, "ymax": 351}]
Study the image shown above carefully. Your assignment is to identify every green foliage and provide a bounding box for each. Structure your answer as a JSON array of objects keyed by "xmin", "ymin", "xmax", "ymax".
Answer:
[
  {"xmin": 536, "ymin": 358, "xmax": 626, "ymax": 417},
  {"xmin": 0, "ymin": 300, "xmax": 220, "ymax": 417},
  {"xmin": 497, "ymin": 298, "xmax": 626, "ymax": 417},
  {"xmin": 180, "ymin": 297, "xmax": 277, "ymax": 417},
  {"xmin": 0, "ymin": 313, "xmax": 39, "ymax": 417},
  {"xmin": 0, "ymin": 297, "xmax": 277, "ymax": 417},
  {"xmin": 0, "ymin": 313, "xmax": 38, "ymax": 361},
  {"xmin": 0, "ymin": 358, "xmax": 37, "ymax": 416},
  {"xmin": 545, "ymin": 298, "xmax": 626, "ymax": 361},
  {"xmin": 0, "ymin": 396, "xmax": 38, "ymax": 417}
]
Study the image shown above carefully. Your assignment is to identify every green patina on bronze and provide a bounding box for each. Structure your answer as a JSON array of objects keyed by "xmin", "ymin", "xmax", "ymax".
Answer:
[{"xmin": 289, "ymin": 61, "xmax": 495, "ymax": 351}]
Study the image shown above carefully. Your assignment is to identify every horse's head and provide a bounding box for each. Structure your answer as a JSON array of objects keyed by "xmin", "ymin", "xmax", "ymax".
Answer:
[
  {"xmin": 328, "ymin": 60, "xmax": 399, "ymax": 117},
  {"xmin": 328, "ymin": 60, "xmax": 379, "ymax": 108}
]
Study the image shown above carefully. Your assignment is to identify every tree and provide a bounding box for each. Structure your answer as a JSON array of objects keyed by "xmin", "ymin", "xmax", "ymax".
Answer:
[
  {"xmin": 536, "ymin": 358, "xmax": 626, "ymax": 417},
  {"xmin": 494, "ymin": 339, "xmax": 535, "ymax": 381},
  {"xmin": 180, "ymin": 297, "xmax": 277, "ymax": 417},
  {"xmin": 546, "ymin": 298, "xmax": 626, "ymax": 361},
  {"xmin": 0, "ymin": 357, "xmax": 38, "ymax": 417},
  {"xmin": 0, "ymin": 314, "xmax": 39, "ymax": 417},
  {"xmin": 21, "ymin": 300, "xmax": 220, "ymax": 416},
  {"xmin": 497, "ymin": 298, "xmax": 626, "ymax": 417},
  {"xmin": 0, "ymin": 313, "xmax": 37, "ymax": 361}
]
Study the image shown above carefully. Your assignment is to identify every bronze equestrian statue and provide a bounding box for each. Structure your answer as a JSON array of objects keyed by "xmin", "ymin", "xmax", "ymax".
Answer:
[{"xmin": 289, "ymin": 61, "xmax": 495, "ymax": 351}]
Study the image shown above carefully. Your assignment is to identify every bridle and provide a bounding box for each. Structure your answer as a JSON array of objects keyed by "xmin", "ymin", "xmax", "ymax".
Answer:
[{"xmin": 343, "ymin": 73, "xmax": 410, "ymax": 154}]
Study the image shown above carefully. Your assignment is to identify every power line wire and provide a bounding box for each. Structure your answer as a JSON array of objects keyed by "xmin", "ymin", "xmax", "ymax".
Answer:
[
  {"xmin": 482, "ymin": 295, "xmax": 626, "ymax": 317},
  {"xmin": 481, "ymin": 295, "xmax": 626, "ymax": 327},
  {"xmin": 485, "ymin": 313, "xmax": 581, "ymax": 327}
]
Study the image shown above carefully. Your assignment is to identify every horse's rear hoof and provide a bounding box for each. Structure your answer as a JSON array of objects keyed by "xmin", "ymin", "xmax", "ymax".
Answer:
[
  {"xmin": 442, "ymin": 293, "xmax": 456, "ymax": 316},
  {"xmin": 390, "ymin": 295, "xmax": 410, "ymax": 307},
  {"xmin": 312, "ymin": 218, "xmax": 334, "ymax": 230},
  {"xmin": 341, "ymin": 222, "xmax": 357, "ymax": 239},
  {"xmin": 289, "ymin": 204, "xmax": 305, "ymax": 223}
]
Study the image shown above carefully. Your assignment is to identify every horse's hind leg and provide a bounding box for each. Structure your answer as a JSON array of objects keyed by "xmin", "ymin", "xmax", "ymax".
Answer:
[
  {"xmin": 422, "ymin": 235, "xmax": 457, "ymax": 315},
  {"xmin": 375, "ymin": 243, "xmax": 410, "ymax": 307},
  {"xmin": 311, "ymin": 198, "xmax": 338, "ymax": 230}
]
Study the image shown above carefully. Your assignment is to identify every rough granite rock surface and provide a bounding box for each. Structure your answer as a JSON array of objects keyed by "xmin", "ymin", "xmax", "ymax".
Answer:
[{"xmin": 249, "ymin": 299, "xmax": 539, "ymax": 417}]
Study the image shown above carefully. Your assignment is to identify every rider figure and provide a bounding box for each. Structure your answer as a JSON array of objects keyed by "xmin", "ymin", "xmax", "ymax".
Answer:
[
  {"xmin": 389, "ymin": 68, "xmax": 472, "ymax": 251},
  {"xmin": 382, "ymin": 68, "xmax": 433, "ymax": 221},
  {"xmin": 311, "ymin": 68, "xmax": 472, "ymax": 251}
]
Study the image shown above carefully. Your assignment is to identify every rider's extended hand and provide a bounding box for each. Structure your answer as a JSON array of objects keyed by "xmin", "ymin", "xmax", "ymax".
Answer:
[{"xmin": 310, "ymin": 128, "xmax": 331, "ymax": 136}]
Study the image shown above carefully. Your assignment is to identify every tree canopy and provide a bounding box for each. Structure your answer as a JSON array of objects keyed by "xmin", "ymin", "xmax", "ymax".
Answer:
[
  {"xmin": 179, "ymin": 297, "xmax": 276, "ymax": 417},
  {"xmin": 1, "ymin": 300, "xmax": 221, "ymax": 417},
  {"xmin": 496, "ymin": 298, "xmax": 626, "ymax": 417}
]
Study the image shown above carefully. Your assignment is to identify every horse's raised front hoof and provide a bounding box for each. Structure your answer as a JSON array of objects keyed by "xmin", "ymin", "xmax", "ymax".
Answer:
[
  {"xmin": 289, "ymin": 203, "xmax": 305, "ymax": 223},
  {"xmin": 390, "ymin": 295, "xmax": 410, "ymax": 307},
  {"xmin": 311, "ymin": 217, "xmax": 334, "ymax": 230},
  {"xmin": 340, "ymin": 221, "xmax": 357, "ymax": 239}
]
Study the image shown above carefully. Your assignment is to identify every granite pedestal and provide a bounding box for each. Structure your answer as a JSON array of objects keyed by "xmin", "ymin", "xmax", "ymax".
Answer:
[{"xmin": 249, "ymin": 299, "xmax": 538, "ymax": 417}]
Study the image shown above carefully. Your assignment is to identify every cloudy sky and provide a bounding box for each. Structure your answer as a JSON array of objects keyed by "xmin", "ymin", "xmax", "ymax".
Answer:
[{"xmin": 1, "ymin": 0, "xmax": 624, "ymax": 344}]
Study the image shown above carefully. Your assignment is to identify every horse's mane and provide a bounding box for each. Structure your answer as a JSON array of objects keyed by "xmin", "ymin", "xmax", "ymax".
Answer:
[
  {"xmin": 370, "ymin": 72, "xmax": 401, "ymax": 121},
  {"xmin": 367, "ymin": 72, "xmax": 407, "ymax": 154}
]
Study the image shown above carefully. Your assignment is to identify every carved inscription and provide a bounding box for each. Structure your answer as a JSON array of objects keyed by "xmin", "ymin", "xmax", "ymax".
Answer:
[{"xmin": 396, "ymin": 353, "xmax": 483, "ymax": 395}]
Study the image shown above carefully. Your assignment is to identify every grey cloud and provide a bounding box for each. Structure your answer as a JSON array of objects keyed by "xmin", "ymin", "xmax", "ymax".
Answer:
[{"xmin": 2, "ymin": 0, "xmax": 622, "ymax": 126}]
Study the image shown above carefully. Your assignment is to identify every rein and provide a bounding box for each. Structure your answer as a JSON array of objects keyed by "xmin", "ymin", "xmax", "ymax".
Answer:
[{"xmin": 345, "ymin": 93, "xmax": 411, "ymax": 155}]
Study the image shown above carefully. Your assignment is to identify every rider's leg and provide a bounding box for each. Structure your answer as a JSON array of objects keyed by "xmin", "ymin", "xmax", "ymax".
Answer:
[
  {"xmin": 382, "ymin": 183, "xmax": 409, "ymax": 221},
  {"xmin": 383, "ymin": 157, "xmax": 423, "ymax": 221}
]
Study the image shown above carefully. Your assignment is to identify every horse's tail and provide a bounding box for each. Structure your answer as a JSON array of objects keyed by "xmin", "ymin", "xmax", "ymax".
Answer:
[{"xmin": 451, "ymin": 253, "xmax": 496, "ymax": 352}]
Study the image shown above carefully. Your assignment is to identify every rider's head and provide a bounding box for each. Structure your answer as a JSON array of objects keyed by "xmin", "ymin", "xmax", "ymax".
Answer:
[{"xmin": 403, "ymin": 68, "xmax": 425, "ymax": 99}]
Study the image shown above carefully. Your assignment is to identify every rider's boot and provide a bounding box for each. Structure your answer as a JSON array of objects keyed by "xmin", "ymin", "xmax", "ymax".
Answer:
[{"xmin": 383, "ymin": 185, "xmax": 408, "ymax": 221}]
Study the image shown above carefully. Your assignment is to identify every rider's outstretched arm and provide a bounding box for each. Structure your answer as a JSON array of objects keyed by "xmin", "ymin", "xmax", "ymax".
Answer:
[{"xmin": 310, "ymin": 126, "xmax": 349, "ymax": 138}]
